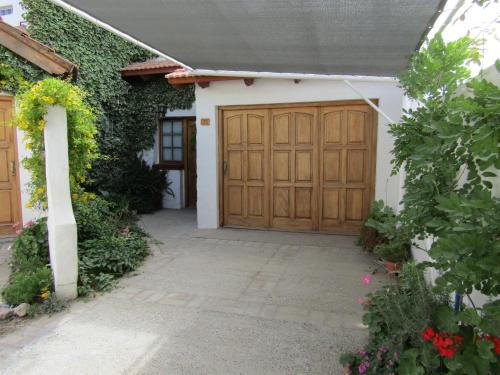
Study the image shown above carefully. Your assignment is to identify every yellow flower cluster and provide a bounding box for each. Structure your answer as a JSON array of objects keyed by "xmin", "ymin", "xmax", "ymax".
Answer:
[
  {"xmin": 40, "ymin": 287, "xmax": 50, "ymax": 300},
  {"xmin": 15, "ymin": 78, "xmax": 99, "ymax": 209}
]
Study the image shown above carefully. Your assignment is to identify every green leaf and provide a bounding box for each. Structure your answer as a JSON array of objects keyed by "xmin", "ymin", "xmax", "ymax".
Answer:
[
  {"xmin": 458, "ymin": 308, "xmax": 481, "ymax": 326},
  {"xmin": 476, "ymin": 340, "xmax": 494, "ymax": 361},
  {"xmin": 399, "ymin": 349, "xmax": 425, "ymax": 375},
  {"xmin": 435, "ymin": 306, "xmax": 459, "ymax": 332}
]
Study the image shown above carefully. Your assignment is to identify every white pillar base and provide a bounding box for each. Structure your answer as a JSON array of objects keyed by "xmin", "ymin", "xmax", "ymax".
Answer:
[{"xmin": 44, "ymin": 106, "xmax": 78, "ymax": 301}]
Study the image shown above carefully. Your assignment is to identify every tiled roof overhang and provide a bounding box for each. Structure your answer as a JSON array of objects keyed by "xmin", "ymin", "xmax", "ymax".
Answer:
[{"xmin": 0, "ymin": 20, "xmax": 77, "ymax": 77}]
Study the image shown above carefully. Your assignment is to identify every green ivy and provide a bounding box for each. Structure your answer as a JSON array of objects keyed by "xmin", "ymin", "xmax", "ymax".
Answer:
[{"xmin": 2, "ymin": 0, "xmax": 194, "ymax": 202}]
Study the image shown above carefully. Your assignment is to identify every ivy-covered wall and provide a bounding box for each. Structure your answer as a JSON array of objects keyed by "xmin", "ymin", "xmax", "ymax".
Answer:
[{"xmin": 1, "ymin": 0, "xmax": 194, "ymax": 210}]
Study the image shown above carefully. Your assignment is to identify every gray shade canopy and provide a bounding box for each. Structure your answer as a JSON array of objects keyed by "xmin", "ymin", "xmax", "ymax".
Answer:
[{"xmin": 61, "ymin": 0, "xmax": 444, "ymax": 77}]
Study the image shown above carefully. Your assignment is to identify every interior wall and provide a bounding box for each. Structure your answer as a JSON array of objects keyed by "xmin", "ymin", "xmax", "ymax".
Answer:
[
  {"xmin": 142, "ymin": 106, "xmax": 196, "ymax": 210},
  {"xmin": 194, "ymin": 78, "xmax": 405, "ymax": 229}
]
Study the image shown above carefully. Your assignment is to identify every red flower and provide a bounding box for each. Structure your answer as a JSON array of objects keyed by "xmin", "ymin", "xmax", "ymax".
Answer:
[
  {"xmin": 425, "ymin": 328, "xmax": 462, "ymax": 358},
  {"xmin": 422, "ymin": 327, "xmax": 436, "ymax": 341},
  {"xmin": 484, "ymin": 336, "xmax": 500, "ymax": 355}
]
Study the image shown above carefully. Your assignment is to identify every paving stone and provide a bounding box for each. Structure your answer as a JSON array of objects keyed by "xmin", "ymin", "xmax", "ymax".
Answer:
[{"xmin": 158, "ymin": 292, "xmax": 194, "ymax": 307}]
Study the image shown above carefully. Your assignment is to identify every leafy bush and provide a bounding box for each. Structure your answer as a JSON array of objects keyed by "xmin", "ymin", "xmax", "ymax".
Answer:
[
  {"xmin": 74, "ymin": 197, "xmax": 149, "ymax": 294},
  {"xmin": 2, "ymin": 195, "xmax": 150, "ymax": 305},
  {"xmin": 341, "ymin": 267, "xmax": 500, "ymax": 374},
  {"xmin": 341, "ymin": 264, "xmax": 448, "ymax": 374},
  {"xmin": 92, "ymin": 156, "xmax": 171, "ymax": 213},
  {"xmin": 363, "ymin": 202, "xmax": 411, "ymax": 263},
  {"xmin": 8, "ymin": 219, "xmax": 49, "ymax": 274},
  {"xmin": 359, "ymin": 200, "xmax": 390, "ymax": 253},
  {"xmin": 78, "ymin": 232, "xmax": 148, "ymax": 294},
  {"xmin": 2, "ymin": 267, "xmax": 52, "ymax": 306}
]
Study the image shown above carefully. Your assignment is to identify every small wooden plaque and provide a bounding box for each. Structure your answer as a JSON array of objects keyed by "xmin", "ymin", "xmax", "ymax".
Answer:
[{"xmin": 200, "ymin": 118, "xmax": 210, "ymax": 126}]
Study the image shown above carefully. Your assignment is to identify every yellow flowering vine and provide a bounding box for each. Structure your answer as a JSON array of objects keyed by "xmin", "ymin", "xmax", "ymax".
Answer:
[{"xmin": 16, "ymin": 78, "xmax": 98, "ymax": 208}]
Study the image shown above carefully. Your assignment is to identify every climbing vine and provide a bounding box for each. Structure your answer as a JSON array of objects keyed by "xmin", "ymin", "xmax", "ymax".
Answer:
[
  {"xmin": 17, "ymin": 78, "xmax": 98, "ymax": 208},
  {"xmin": 11, "ymin": 0, "xmax": 194, "ymax": 207},
  {"xmin": 0, "ymin": 62, "xmax": 31, "ymax": 94}
]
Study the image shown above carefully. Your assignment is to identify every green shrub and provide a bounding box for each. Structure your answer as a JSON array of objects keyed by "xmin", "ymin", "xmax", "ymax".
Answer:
[
  {"xmin": 364, "ymin": 201, "xmax": 411, "ymax": 263},
  {"xmin": 78, "ymin": 232, "xmax": 148, "ymax": 293},
  {"xmin": 341, "ymin": 263, "xmax": 448, "ymax": 374},
  {"xmin": 73, "ymin": 195, "xmax": 115, "ymax": 240},
  {"xmin": 359, "ymin": 200, "xmax": 392, "ymax": 252},
  {"xmin": 2, "ymin": 266, "xmax": 52, "ymax": 306},
  {"xmin": 374, "ymin": 239, "xmax": 411, "ymax": 264},
  {"xmin": 2, "ymin": 195, "xmax": 150, "ymax": 305},
  {"xmin": 94, "ymin": 156, "xmax": 171, "ymax": 213},
  {"xmin": 8, "ymin": 218, "xmax": 49, "ymax": 274}
]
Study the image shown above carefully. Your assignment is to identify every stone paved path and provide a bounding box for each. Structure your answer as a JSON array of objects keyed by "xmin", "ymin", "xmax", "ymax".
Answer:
[{"xmin": 0, "ymin": 209, "xmax": 387, "ymax": 374}]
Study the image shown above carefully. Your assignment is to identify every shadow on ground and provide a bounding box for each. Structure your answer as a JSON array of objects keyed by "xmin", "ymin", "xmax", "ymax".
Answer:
[{"xmin": 0, "ymin": 209, "xmax": 388, "ymax": 374}]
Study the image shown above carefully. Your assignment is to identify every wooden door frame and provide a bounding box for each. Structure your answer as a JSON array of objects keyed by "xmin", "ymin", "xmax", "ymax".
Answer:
[
  {"xmin": 217, "ymin": 99, "xmax": 378, "ymax": 232},
  {"xmin": 0, "ymin": 95, "xmax": 23, "ymax": 235},
  {"xmin": 185, "ymin": 117, "xmax": 197, "ymax": 208}
]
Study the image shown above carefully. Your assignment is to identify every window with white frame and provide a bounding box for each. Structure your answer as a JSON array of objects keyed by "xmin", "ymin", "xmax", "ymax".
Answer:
[
  {"xmin": 159, "ymin": 118, "xmax": 184, "ymax": 167},
  {"xmin": 0, "ymin": 5, "xmax": 13, "ymax": 16}
]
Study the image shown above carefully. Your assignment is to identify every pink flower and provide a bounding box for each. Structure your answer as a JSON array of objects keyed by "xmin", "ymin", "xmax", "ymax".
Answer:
[
  {"xmin": 15, "ymin": 229, "xmax": 23, "ymax": 235},
  {"xmin": 12, "ymin": 221, "xmax": 20, "ymax": 229},
  {"xmin": 358, "ymin": 360, "xmax": 370, "ymax": 374},
  {"xmin": 25, "ymin": 220, "xmax": 35, "ymax": 227},
  {"xmin": 357, "ymin": 297, "xmax": 365, "ymax": 305},
  {"xmin": 362, "ymin": 274, "xmax": 372, "ymax": 285}
]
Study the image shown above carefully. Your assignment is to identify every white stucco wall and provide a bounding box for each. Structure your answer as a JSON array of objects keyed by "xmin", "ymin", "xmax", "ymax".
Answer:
[
  {"xmin": 0, "ymin": 0, "xmax": 24, "ymax": 27},
  {"xmin": 195, "ymin": 78, "xmax": 405, "ymax": 229},
  {"xmin": 141, "ymin": 106, "xmax": 195, "ymax": 210},
  {"xmin": 16, "ymin": 126, "xmax": 42, "ymax": 223}
]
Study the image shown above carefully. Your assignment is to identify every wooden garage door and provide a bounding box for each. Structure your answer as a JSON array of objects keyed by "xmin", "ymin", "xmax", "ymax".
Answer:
[{"xmin": 221, "ymin": 101, "xmax": 376, "ymax": 234}]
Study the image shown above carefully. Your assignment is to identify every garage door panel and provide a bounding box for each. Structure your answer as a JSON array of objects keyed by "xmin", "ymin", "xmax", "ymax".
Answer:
[
  {"xmin": 323, "ymin": 110, "xmax": 343, "ymax": 145},
  {"xmin": 295, "ymin": 112, "xmax": 314, "ymax": 145},
  {"xmin": 295, "ymin": 188, "xmax": 312, "ymax": 219},
  {"xmin": 273, "ymin": 113, "xmax": 291, "ymax": 145},
  {"xmin": 323, "ymin": 150, "xmax": 341, "ymax": 182},
  {"xmin": 247, "ymin": 151, "xmax": 263, "ymax": 181},
  {"xmin": 346, "ymin": 149, "xmax": 366, "ymax": 183},
  {"xmin": 248, "ymin": 186, "xmax": 264, "ymax": 217},
  {"xmin": 346, "ymin": 188, "xmax": 364, "ymax": 221},
  {"xmin": 295, "ymin": 151, "xmax": 312, "ymax": 182},
  {"xmin": 273, "ymin": 151, "xmax": 290, "ymax": 182},
  {"xmin": 247, "ymin": 114, "xmax": 264, "ymax": 145},
  {"xmin": 347, "ymin": 110, "xmax": 367, "ymax": 144},
  {"xmin": 223, "ymin": 102, "xmax": 375, "ymax": 234},
  {"xmin": 273, "ymin": 187, "xmax": 290, "ymax": 218},
  {"xmin": 321, "ymin": 188, "xmax": 340, "ymax": 220}
]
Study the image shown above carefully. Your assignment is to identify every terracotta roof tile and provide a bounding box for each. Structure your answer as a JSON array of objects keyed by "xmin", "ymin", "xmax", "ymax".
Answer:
[
  {"xmin": 122, "ymin": 57, "xmax": 181, "ymax": 76},
  {"xmin": 166, "ymin": 68, "xmax": 193, "ymax": 79}
]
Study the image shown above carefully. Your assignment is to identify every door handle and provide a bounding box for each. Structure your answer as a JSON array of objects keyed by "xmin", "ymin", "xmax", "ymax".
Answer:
[
  {"xmin": 223, "ymin": 160, "xmax": 228, "ymax": 175},
  {"xmin": 10, "ymin": 161, "xmax": 16, "ymax": 176}
]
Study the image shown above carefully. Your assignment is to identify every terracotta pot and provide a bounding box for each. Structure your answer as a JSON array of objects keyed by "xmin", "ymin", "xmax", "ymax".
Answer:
[{"xmin": 384, "ymin": 260, "xmax": 402, "ymax": 274}]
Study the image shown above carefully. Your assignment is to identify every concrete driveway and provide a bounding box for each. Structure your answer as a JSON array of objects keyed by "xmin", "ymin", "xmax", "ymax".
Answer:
[{"xmin": 0, "ymin": 209, "xmax": 386, "ymax": 374}]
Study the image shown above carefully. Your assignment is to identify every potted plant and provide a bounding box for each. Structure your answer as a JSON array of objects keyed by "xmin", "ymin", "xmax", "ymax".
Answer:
[
  {"xmin": 359, "ymin": 200, "xmax": 393, "ymax": 252},
  {"xmin": 374, "ymin": 238, "xmax": 411, "ymax": 273},
  {"xmin": 363, "ymin": 201, "xmax": 411, "ymax": 273}
]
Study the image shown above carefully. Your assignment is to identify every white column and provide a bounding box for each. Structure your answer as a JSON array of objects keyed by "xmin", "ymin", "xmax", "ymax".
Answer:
[{"xmin": 43, "ymin": 105, "xmax": 78, "ymax": 300}]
